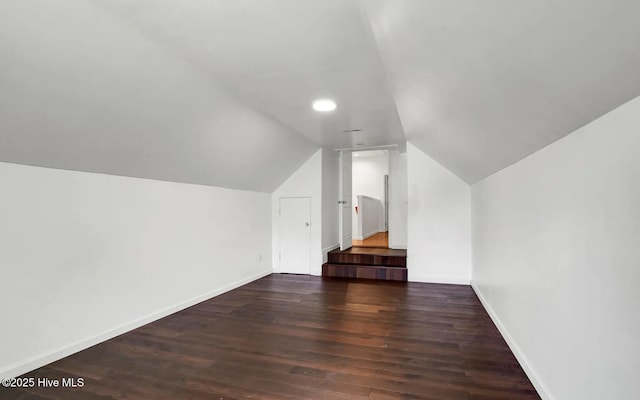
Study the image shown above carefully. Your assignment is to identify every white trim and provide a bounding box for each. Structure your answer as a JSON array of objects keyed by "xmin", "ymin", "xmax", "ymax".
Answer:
[
  {"xmin": 389, "ymin": 243, "xmax": 407, "ymax": 250},
  {"xmin": 472, "ymin": 282, "xmax": 555, "ymax": 400},
  {"xmin": 354, "ymin": 229, "xmax": 385, "ymax": 241},
  {"xmin": 322, "ymin": 244, "xmax": 340, "ymax": 263},
  {"xmin": 0, "ymin": 269, "xmax": 272, "ymax": 379},
  {"xmin": 408, "ymin": 275, "xmax": 470, "ymax": 285}
]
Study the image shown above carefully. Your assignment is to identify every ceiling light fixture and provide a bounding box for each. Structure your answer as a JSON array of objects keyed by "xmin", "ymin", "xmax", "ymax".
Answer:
[{"xmin": 312, "ymin": 99, "xmax": 336, "ymax": 112}]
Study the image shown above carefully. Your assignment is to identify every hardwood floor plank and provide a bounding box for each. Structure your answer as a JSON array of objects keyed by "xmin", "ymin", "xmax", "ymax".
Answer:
[{"xmin": 1, "ymin": 274, "xmax": 540, "ymax": 399}]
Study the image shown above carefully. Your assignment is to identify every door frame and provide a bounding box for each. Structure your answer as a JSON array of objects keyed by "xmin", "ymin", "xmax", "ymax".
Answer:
[{"xmin": 339, "ymin": 150, "xmax": 352, "ymax": 251}]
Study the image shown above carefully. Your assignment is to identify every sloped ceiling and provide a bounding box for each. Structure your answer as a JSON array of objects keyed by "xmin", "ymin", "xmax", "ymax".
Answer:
[
  {"xmin": 361, "ymin": 0, "xmax": 640, "ymax": 182},
  {"xmin": 0, "ymin": 0, "xmax": 319, "ymax": 193},
  {"xmin": 95, "ymin": 0, "xmax": 406, "ymax": 150},
  {"xmin": 2, "ymin": 0, "xmax": 639, "ymax": 189}
]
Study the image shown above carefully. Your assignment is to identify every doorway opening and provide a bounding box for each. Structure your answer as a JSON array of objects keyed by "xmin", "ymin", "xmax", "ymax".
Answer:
[
  {"xmin": 324, "ymin": 148, "xmax": 407, "ymax": 282},
  {"xmin": 351, "ymin": 150, "xmax": 389, "ymax": 248}
]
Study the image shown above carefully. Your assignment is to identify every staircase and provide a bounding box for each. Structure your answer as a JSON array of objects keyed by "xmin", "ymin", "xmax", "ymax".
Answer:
[{"xmin": 322, "ymin": 247, "xmax": 407, "ymax": 282}]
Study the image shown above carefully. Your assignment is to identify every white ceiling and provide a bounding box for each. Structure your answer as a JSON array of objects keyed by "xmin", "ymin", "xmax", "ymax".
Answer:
[
  {"xmin": 0, "ymin": 0, "xmax": 318, "ymax": 192},
  {"xmin": 97, "ymin": 0, "xmax": 406, "ymax": 150},
  {"xmin": 2, "ymin": 0, "xmax": 639, "ymax": 189},
  {"xmin": 362, "ymin": 0, "xmax": 640, "ymax": 182}
]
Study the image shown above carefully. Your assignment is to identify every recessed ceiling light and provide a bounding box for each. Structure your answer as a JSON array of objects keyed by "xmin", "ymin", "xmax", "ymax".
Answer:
[
  {"xmin": 312, "ymin": 99, "xmax": 336, "ymax": 112},
  {"xmin": 354, "ymin": 153, "xmax": 359, "ymax": 157}
]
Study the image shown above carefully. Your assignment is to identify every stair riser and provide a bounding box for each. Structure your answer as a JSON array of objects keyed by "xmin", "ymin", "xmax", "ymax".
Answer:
[
  {"xmin": 327, "ymin": 253, "xmax": 406, "ymax": 267},
  {"xmin": 322, "ymin": 263, "xmax": 407, "ymax": 282}
]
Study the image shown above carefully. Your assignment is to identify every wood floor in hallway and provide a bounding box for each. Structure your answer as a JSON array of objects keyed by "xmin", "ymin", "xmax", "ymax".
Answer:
[
  {"xmin": 353, "ymin": 231, "xmax": 388, "ymax": 248},
  {"xmin": 2, "ymin": 274, "xmax": 540, "ymax": 400}
]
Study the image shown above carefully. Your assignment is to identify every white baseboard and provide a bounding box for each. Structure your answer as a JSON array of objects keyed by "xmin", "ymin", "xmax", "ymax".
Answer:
[
  {"xmin": 0, "ymin": 269, "xmax": 272, "ymax": 379},
  {"xmin": 362, "ymin": 231, "xmax": 378, "ymax": 240},
  {"xmin": 471, "ymin": 282, "xmax": 555, "ymax": 400},
  {"xmin": 322, "ymin": 244, "xmax": 340, "ymax": 263},
  {"xmin": 409, "ymin": 275, "xmax": 470, "ymax": 285},
  {"xmin": 389, "ymin": 243, "xmax": 407, "ymax": 250},
  {"xmin": 354, "ymin": 230, "xmax": 383, "ymax": 241}
]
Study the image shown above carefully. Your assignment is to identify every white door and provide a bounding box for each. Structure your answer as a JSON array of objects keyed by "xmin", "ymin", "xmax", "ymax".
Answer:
[
  {"xmin": 339, "ymin": 150, "xmax": 352, "ymax": 250},
  {"xmin": 279, "ymin": 197, "xmax": 311, "ymax": 274}
]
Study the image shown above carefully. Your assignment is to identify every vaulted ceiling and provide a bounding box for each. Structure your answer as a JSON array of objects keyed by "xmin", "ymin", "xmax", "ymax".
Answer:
[
  {"xmin": 1, "ymin": 0, "xmax": 639, "ymax": 190},
  {"xmin": 362, "ymin": 0, "xmax": 640, "ymax": 182}
]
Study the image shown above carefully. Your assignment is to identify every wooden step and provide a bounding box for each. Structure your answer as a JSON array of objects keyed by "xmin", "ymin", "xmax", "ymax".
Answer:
[
  {"xmin": 322, "ymin": 263, "xmax": 408, "ymax": 282},
  {"xmin": 327, "ymin": 247, "xmax": 406, "ymax": 268}
]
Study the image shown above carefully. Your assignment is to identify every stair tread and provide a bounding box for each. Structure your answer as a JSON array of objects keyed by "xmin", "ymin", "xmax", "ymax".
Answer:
[
  {"xmin": 329, "ymin": 247, "xmax": 407, "ymax": 256},
  {"xmin": 323, "ymin": 262, "xmax": 406, "ymax": 269},
  {"xmin": 327, "ymin": 255, "xmax": 406, "ymax": 267},
  {"xmin": 322, "ymin": 263, "xmax": 407, "ymax": 282}
]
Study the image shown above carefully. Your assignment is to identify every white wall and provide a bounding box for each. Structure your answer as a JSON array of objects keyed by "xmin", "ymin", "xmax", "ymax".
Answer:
[
  {"xmin": 407, "ymin": 143, "xmax": 471, "ymax": 284},
  {"xmin": 272, "ymin": 150, "xmax": 323, "ymax": 275},
  {"xmin": 352, "ymin": 153, "xmax": 388, "ymax": 235},
  {"xmin": 388, "ymin": 149, "xmax": 408, "ymax": 249},
  {"xmin": 355, "ymin": 196, "xmax": 384, "ymax": 240},
  {"xmin": 321, "ymin": 149, "xmax": 340, "ymax": 259},
  {"xmin": 0, "ymin": 162, "xmax": 272, "ymax": 379},
  {"xmin": 471, "ymin": 96, "xmax": 640, "ymax": 400}
]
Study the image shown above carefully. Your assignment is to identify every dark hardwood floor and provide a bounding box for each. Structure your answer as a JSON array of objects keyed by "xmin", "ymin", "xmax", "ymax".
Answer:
[{"xmin": 2, "ymin": 274, "xmax": 540, "ymax": 400}]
